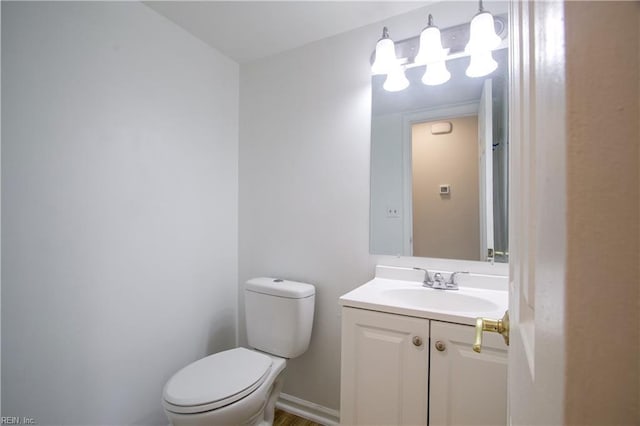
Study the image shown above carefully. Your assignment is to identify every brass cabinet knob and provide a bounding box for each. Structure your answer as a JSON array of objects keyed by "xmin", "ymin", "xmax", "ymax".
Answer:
[
  {"xmin": 412, "ymin": 336, "xmax": 423, "ymax": 347},
  {"xmin": 473, "ymin": 310, "xmax": 510, "ymax": 353},
  {"xmin": 435, "ymin": 340, "xmax": 446, "ymax": 352}
]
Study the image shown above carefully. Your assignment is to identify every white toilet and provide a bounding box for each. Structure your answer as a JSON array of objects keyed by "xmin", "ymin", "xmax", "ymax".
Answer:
[{"xmin": 162, "ymin": 277, "xmax": 315, "ymax": 426}]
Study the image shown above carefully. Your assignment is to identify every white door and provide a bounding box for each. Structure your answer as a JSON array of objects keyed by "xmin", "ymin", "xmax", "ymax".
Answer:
[
  {"xmin": 507, "ymin": 1, "xmax": 566, "ymax": 424},
  {"xmin": 478, "ymin": 79, "xmax": 494, "ymax": 261}
]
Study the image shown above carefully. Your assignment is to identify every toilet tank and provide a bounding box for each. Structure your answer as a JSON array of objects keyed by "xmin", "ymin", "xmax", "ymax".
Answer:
[{"xmin": 245, "ymin": 278, "xmax": 315, "ymax": 359}]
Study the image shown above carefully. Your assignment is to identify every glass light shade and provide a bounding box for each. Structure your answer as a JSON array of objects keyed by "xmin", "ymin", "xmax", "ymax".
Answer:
[
  {"xmin": 465, "ymin": 11, "xmax": 501, "ymax": 54},
  {"xmin": 415, "ymin": 26, "xmax": 446, "ymax": 65},
  {"xmin": 466, "ymin": 50, "xmax": 498, "ymax": 77},
  {"xmin": 383, "ymin": 62, "xmax": 409, "ymax": 92},
  {"xmin": 422, "ymin": 61, "xmax": 451, "ymax": 86},
  {"xmin": 371, "ymin": 37, "xmax": 397, "ymax": 75}
]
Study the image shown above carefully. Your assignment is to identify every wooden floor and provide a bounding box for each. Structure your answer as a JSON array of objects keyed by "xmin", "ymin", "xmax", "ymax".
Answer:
[{"xmin": 274, "ymin": 409, "xmax": 323, "ymax": 426}]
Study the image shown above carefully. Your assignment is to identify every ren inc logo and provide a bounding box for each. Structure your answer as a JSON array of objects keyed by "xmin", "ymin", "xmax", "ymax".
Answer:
[{"xmin": 0, "ymin": 418, "xmax": 36, "ymax": 425}]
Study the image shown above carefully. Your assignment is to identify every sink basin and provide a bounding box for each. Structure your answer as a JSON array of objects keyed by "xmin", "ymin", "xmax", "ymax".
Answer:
[
  {"xmin": 339, "ymin": 266, "xmax": 509, "ymax": 324},
  {"xmin": 381, "ymin": 288, "xmax": 500, "ymax": 312}
]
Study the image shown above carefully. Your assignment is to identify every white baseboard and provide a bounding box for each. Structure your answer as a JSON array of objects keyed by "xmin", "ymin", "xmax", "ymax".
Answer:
[{"xmin": 276, "ymin": 393, "xmax": 340, "ymax": 426}]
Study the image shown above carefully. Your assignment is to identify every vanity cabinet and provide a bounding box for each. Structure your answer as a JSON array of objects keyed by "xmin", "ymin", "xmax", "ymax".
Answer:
[
  {"xmin": 340, "ymin": 307, "xmax": 507, "ymax": 426},
  {"xmin": 340, "ymin": 307, "xmax": 429, "ymax": 426},
  {"xmin": 429, "ymin": 321, "xmax": 507, "ymax": 426}
]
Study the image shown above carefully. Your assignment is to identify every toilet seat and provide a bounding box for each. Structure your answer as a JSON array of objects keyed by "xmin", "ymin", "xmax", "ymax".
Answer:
[{"xmin": 163, "ymin": 348, "xmax": 273, "ymax": 415}]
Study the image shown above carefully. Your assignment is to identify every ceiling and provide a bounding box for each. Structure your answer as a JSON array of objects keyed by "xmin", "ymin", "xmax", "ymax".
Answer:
[{"xmin": 144, "ymin": 1, "xmax": 430, "ymax": 64}]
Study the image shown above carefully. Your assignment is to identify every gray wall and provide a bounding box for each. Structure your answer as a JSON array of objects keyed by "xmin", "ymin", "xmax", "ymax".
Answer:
[
  {"xmin": 237, "ymin": 7, "xmax": 427, "ymax": 411},
  {"xmin": 238, "ymin": 28, "xmax": 374, "ymax": 411},
  {"xmin": 2, "ymin": 2, "xmax": 239, "ymax": 424}
]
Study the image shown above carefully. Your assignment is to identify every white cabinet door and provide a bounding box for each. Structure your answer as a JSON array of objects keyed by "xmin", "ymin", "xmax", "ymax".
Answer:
[
  {"xmin": 340, "ymin": 308, "xmax": 429, "ymax": 426},
  {"xmin": 429, "ymin": 321, "xmax": 508, "ymax": 426}
]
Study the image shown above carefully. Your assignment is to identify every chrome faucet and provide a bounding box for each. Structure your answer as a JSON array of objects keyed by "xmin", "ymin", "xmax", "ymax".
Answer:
[
  {"xmin": 412, "ymin": 268, "xmax": 447, "ymax": 289},
  {"xmin": 445, "ymin": 271, "xmax": 469, "ymax": 290},
  {"xmin": 431, "ymin": 272, "xmax": 448, "ymax": 289},
  {"xmin": 413, "ymin": 268, "xmax": 469, "ymax": 290}
]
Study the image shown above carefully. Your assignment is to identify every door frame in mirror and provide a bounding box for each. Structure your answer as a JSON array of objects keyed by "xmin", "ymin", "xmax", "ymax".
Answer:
[{"xmin": 400, "ymin": 102, "xmax": 480, "ymax": 256}]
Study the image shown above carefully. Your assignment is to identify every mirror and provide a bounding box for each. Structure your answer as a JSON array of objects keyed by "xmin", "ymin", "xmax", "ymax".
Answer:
[{"xmin": 370, "ymin": 29, "xmax": 508, "ymax": 262}]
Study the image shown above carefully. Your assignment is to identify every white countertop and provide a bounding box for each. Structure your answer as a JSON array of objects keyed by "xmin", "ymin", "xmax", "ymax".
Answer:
[{"xmin": 339, "ymin": 266, "xmax": 509, "ymax": 326}]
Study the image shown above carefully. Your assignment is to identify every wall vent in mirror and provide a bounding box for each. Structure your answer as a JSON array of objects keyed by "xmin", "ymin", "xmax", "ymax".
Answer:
[{"xmin": 431, "ymin": 122, "xmax": 452, "ymax": 135}]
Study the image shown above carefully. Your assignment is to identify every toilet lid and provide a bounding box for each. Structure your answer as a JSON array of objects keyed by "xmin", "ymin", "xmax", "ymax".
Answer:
[{"xmin": 163, "ymin": 348, "xmax": 272, "ymax": 412}]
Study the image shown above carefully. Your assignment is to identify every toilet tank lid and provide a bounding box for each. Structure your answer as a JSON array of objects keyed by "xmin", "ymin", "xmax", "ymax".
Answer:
[{"xmin": 246, "ymin": 277, "xmax": 315, "ymax": 299}]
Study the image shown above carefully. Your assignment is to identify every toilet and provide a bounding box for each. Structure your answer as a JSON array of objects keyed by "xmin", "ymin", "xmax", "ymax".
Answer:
[{"xmin": 162, "ymin": 277, "xmax": 315, "ymax": 426}]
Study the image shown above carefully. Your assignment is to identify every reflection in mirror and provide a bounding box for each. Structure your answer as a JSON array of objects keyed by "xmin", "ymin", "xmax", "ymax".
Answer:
[{"xmin": 370, "ymin": 46, "xmax": 508, "ymax": 262}]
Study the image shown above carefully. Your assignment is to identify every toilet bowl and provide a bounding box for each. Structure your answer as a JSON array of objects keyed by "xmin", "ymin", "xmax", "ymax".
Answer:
[
  {"xmin": 163, "ymin": 348, "xmax": 286, "ymax": 426},
  {"xmin": 162, "ymin": 278, "xmax": 315, "ymax": 426}
]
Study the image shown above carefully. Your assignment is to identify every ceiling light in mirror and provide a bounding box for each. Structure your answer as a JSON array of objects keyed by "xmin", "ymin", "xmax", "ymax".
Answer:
[
  {"xmin": 466, "ymin": 50, "xmax": 498, "ymax": 78},
  {"xmin": 383, "ymin": 62, "xmax": 410, "ymax": 92},
  {"xmin": 422, "ymin": 61, "xmax": 451, "ymax": 86}
]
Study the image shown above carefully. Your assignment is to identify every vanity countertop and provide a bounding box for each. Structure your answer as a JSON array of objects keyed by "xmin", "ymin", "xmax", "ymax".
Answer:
[{"xmin": 339, "ymin": 266, "xmax": 508, "ymax": 326}]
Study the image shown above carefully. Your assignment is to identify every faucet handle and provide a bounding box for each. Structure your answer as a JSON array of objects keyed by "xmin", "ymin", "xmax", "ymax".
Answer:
[
  {"xmin": 412, "ymin": 267, "xmax": 432, "ymax": 284},
  {"xmin": 447, "ymin": 271, "xmax": 469, "ymax": 286}
]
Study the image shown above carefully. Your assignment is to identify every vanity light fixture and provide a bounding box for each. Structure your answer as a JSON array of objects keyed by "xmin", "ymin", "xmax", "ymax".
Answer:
[
  {"xmin": 415, "ymin": 15, "xmax": 447, "ymax": 65},
  {"xmin": 415, "ymin": 14, "xmax": 451, "ymax": 86},
  {"xmin": 465, "ymin": 0, "xmax": 501, "ymax": 77},
  {"xmin": 371, "ymin": 8, "xmax": 506, "ymax": 91},
  {"xmin": 371, "ymin": 27, "xmax": 398, "ymax": 75},
  {"xmin": 372, "ymin": 26, "xmax": 410, "ymax": 92}
]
